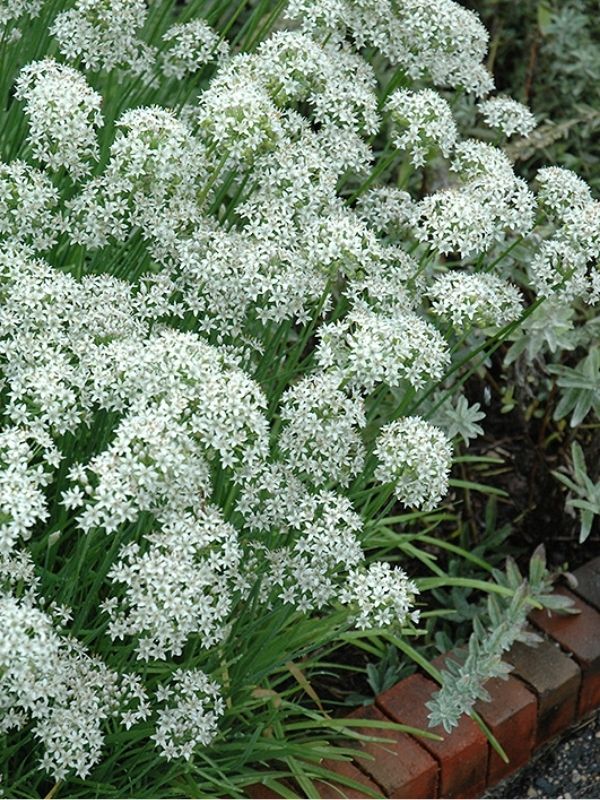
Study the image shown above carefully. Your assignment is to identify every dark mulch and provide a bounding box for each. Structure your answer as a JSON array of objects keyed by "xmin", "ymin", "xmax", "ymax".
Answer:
[
  {"xmin": 486, "ymin": 711, "xmax": 600, "ymax": 799},
  {"xmin": 464, "ymin": 354, "xmax": 600, "ymax": 573}
]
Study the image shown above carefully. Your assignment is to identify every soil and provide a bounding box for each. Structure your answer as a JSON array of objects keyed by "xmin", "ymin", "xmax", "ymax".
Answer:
[{"xmin": 463, "ymin": 349, "xmax": 600, "ymax": 572}]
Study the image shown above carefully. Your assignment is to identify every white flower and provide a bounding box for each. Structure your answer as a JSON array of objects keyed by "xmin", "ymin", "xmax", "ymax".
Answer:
[
  {"xmin": 265, "ymin": 491, "xmax": 364, "ymax": 612},
  {"xmin": 0, "ymin": 161, "xmax": 59, "ymax": 251},
  {"xmin": 302, "ymin": 209, "xmax": 382, "ymax": 278},
  {"xmin": 450, "ymin": 140, "xmax": 514, "ymax": 182},
  {"xmin": 478, "ymin": 97, "xmax": 536, "ymax": 138},
  {"xmin": 152, "ymin": 669, "xmax": 224, "ymax": 761},
  {"xmin": 415, "ymin": 189, "xmax": 496, "ymax": 258},
  {"xmin": 3, "ymin": 7, "xmax": 593, "ymax": 786},
  {"xmin": 529, "ymin": 172, "xmax": 599, "ymax": 302},
  {"xmin": 14, "ymin": 59, "xmax": 103, "ymax": 178},
  {"xmin": 0, "ymin": 428, "xmax": 52, "ymax": 555},
  {"xmin": 67, "ymin": 106, "xmax": 209, "ymax": 251},
  {"xmin": 428, "ymin": 272, "xmax": 523, "ymax": 329},
  {"xmin": 561, "ymin": 200, "xmax": 600, "ymax": 264},
  {"xmin": 356, "ymin": 186, "xmax": 415, "ymax": 235},
  {"xmin": 317, "ymin": 306, "xmax": 450, "ymax": 392},
  {"xmin": 106, "ymin": 507, "xmax": 243, "ymax": 659},
  {"xmin": 340, "ymin": 561, "xmax": 420, "ymax": 629},
  {"xmin": 235, "ymin": 462, "xmax": 316, "ymax": 533},
  {"xmin": 0, "ymin": 550, "xmax": 38, "ymax": 588},
  {"xmin": 374, "ymin": 416, "xmax": 453, "ymax": 510},
  {"xmin": 279, "ymin": 372, "xmax": 366, "ymax": 486},
  {"xmin": 415, "ymin": 141, "xmax": 536, "ymax": 257},
  {"xmin": 254, "ymin": 32, "xmax": 380, "ymax": 135},
  {"xmin": 196, "ymin": 65, "xmax": 285, "ymax": 166},
  {"xmin": 529, "ymin": 239, "xmax": 589, "ymax": 301},
  {"xmin": 0, "ymin": 248, "xmax": 144, "ymax": 436},
  {"xmin": 536, "ymin": 167, "xmax": 593, "ymax": 221},
  {"xmin": 286, "ymin": 0, "xmax": 494, "ymax": 96},
  {"xmin": 60, "ymin": 487, "xmax": 86, "ymax": 510},
  {"xmin": 385, "ymin": 88, "xmax": 458, "ymax": 167},
  {"xmin": 73, "ymin": 330, "xmax": 269, "ymax": 533},
  {"xmin": 161, "ymin": 19, "xmax": 228, "ymax": 79},
  {"xmin": 50, "ymin": 0, "xmax": 155, "ymax": 78},
  {"xmin": 0, "ymin": 0, "xmax": 43, "ymax": 26},
  {"xmin": 346, "ymin": 246, "xmax": 423, "ymax": 313},
  {"xmin": 0, "ymin": 590, "xmax": 148, "ymax": 780}
]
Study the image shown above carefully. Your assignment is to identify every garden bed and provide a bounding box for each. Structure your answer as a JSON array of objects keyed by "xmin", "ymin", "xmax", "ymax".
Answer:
[{"xmin": 248, "ymin": 556, "xmax": 600, "ymax": 799}]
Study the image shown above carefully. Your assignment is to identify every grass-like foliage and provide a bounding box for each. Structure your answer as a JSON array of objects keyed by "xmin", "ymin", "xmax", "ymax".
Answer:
[{"xmin": 0, "ymin": 1, "xmax": 597, "ymax": 797}]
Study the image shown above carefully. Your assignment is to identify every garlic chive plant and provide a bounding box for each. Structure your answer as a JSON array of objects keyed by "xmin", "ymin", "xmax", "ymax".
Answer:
[{"xmin": 0, "ymin": 0, "xmax": 597, "ymax": 796}]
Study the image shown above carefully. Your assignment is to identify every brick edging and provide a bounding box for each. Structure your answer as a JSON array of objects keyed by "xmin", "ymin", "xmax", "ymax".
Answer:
[{"xmin": 246, "ymin": 556, "xmax": 600, "ymax": 799}]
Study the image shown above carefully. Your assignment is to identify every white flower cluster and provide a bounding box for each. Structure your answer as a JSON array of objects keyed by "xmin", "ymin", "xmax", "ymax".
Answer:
[
  {"xmin": 356, "ymin": 187, "xmax": 415, "ymax": 235},
  {"xmin": 0, "ymin": 248, "xmax": 144, "ymax": 437},
  {"xmin": 536, "ymin": 167, "xmax": 593, "ymax": 217},
  {"xmin": 287, "ymin": 0, "xmax": 494, "ymax": 96},
  {"xmin": 67, "ymin": 105, "xmax": 209, "ymax": 251},
  {"xmin": 390, "ymin": 0, "xmax": 494, "ymax": 96},
  {"xmin": 50, "ymin": 0, "xmax": 156, "ymax": 77},
  {"xmin": 106, "ymin": 507, "xmax": 244, "ymax": 660},
  {"xmin": 478, "ymin": 97, "xmax": 536, "ymax": 138},
  {"xmin": 49, "ymin": 36, "xmax": 396, "ymax": 344},
  {"xmin": 194, "ymin": 31, "xmax": 378, "ymax": 171},
  {"xmin": 14, "ymin": 60, "xmax": 103, "ymax": 178},
  {"xmin": 340, "ymin": 562, "xmax": 420, "ymax": 629},
  {"xmin": 161, "ymin": 19, "xmax": 228, "ymax": 79},
  {"xmin": 317, "ymin": 307, "xmax": 450, "ymax": 392},
  {"xmin": 152, "ymin": 669, "xmax": 224, "ymax": 761},
  {"xmin": 70, "ymin": 396, "xmax": 210, "ymax": 533},
  {"xmin": 415, "ymin": 190, "xmax": 494, "ymax": 259},
  {"xmin": 0, "ymin": 242, "xmax": 429, "ymax": 691},
  {"xmin": 374, "ymin": 417, "xmax": 453, "ymax": 510},
  {"xmin": 0, "ymin": 161, "xmax": 59, "ymax": 251},
  {"xmin": 266, "ymin": 492, "xmax": 364, "ymax": 612},
  {"xmin": 236, "ymin": 462, "xmax": 315, "ymax": 534},
  {"xmin": 385, "ymin": 89, "xmax": 458, "ymax": 167},
  {"xmin": 415, "ymin": 141, "xmax": 536, "ymax": 257},
  {"xmin": 0, "ymin": 428, "xmax": 52, "ymax": 554},
  {"xmin": 95, "ymin": 64, "xmax": 372, "ymax": 333},
  {"xmin": 346, "ymin": 248, "xmax": 425, "ymax": 312},
  {"xmin": 71, "ymin": 330, "xmax": 269, "ymax": 527},
  {"xmin": 254, "ymin": 32, "xmax": 379, "ymax": 135},
  {"xmin": 195, "ymin": 67, "xmax": 285, "ymax": 167},
  {"xmin": 428, "ymin": 272, "xmax": 523, "ymax": 329},
  {"xmin": 0, "ymin": 0, "xmax": 43, "ymax": 27},
  {"xmin": 279, "ymin": 372, "xmax": 366, "ymax": 487},
  {"xmin": 0, "ymin": 590, "xmax": 149, "ymax": 780},
  {"xmin": 0, "ymin": 549, "xmax": 38, "ymax": 590},
  {"xmin": 532, "ymin": 167, "xmax": 600, "ymax": 301}
]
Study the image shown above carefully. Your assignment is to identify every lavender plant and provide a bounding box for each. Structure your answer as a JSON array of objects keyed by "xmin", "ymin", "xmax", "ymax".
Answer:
[{"xmin": 0, "ymin": 1, "xmax": 596, "ymax": 796}]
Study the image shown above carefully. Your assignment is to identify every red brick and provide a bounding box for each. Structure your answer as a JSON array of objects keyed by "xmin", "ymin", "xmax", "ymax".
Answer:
[
  {"xmin": 529, "ymin": 587, "xmax": 600, "ymax": 717},
  {"xmin": 314, "ymin": 758, "xmax": 383, "ymax": 799},
  {"xmin": 473, "ymin": 675, "xmax": 537, "ymax": 786},
  {"xmin": 346, "ymin": 705, "xmax": 438, "ymax": 798},
  {"xmin": 571, "ymin": 556, "xmax": 600, "ymax": 612},
  {"xmin": 431, "ymin": 650, "xmax": 537, "ymax": 784},
  {"xmin": 377, "ymin": 674, "xmax": 488, "ymax": 798},
  {"xmin": 504, "ymin": 635, "xmax": 580, "ymax": 746}
]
